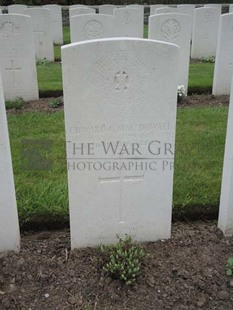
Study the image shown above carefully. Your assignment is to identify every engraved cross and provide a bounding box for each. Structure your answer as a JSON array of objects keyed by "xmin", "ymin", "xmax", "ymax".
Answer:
[
  {"xmin": 5, "ymin": 59, "xmax": 21, "ymax": 85},
  {"xmin": 99, "ymin": 174, "xmax": 144, "ymax": 223}
]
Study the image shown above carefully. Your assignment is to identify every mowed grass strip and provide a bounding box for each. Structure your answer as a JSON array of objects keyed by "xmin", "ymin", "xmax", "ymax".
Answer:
[{"xmin": 7, "ymin": 107, "xmax": 228, "ymax": 225}]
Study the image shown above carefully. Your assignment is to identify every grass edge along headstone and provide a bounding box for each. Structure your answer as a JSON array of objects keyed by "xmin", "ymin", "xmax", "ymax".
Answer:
[
  {"xmin": 0, "ymin": 70, "xmax": 20, "ymax": 253},
  {"xmin": 218, "ymin": 76, "xmax": 233, "ymax": 236},
  {"xmin": 62, "ymin": 38, "xmax": 180, "ymax": 249}
]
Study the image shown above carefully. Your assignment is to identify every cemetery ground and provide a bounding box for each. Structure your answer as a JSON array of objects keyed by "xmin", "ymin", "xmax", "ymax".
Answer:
[{"xmin": 2, "ymin": 26, "xmax": 233, "ymax": 309}]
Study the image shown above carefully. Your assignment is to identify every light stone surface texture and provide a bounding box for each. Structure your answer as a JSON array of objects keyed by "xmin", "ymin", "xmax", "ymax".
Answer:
[
  {"xmin": 62, "ymin": 37, "xmax": 180, "ymax": 248},
  {"xmin": 191, "ymin": 7, "xmax": 220, "ymax": 59},
  {"xmin": 150, "ymin": 5, "xmax": 166, "ymax": 16},
  {"xmin": 24, "ymin": 8, "xmax": 54, "ymax": 61},
  {"xmin": 0, "ymin": 14, "xmax": 39, "ymax": 100},
  {"xmin": 230, "ymin": 4, "xmax": 233, "ymax": 13},
  {"xmin": 155, "ymin": 7, "xmax": 178, "ymax": 15},
  {"xmin": 204, "ymin": 4, "xmax": 222, "ymax": 15},
  {"xmin": 213, "ymin": 13, "xmax": 233, "ymax": 95},
  {"xmin": 149, "ymin": 13, "xmax": 191, "ymax": 94},
  {"xmin": 99, "ymin": 4, "xmax": 116, "ymax": 15},
  {"xmin": 114, "ymin": 7, "xmax": 143, "ymax": 38},
  {"xmin": 8, "ymin": 4, "xmax": 27, "ymax": 14},
  {"xmin": 218, "ymin": 77, "xmax": 233, "ymax": 235},
  {"xmin": 70, "ymin": 14, "xmax": 117, "ymax": 43},
  {"xmin": 43, "ymin": 4, "xmax": 63, "ymax": 44},
  {"xmin": 0, "ymin": 71, "xmax": 20, "ymax": 253},
  {"xmin": 69, "ymin": 7, "xmax": 96, "ymax": 19}
]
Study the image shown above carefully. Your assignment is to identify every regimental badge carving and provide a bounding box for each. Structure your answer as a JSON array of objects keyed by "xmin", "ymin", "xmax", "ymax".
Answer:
[
  {"xmin": 121, "ymin": 11, "xmax": 132, "ymax": 24},
  {"xmin": 114, "ymin": 71, "xmax": 129, "ymax": 91},
  {"xmin": 84, "ymin": 20, "xmax": 104, "ymax": 39},
  {"xmin": 161, "ymin": 19, "xmax": 181, "ymax": 41},
  {"xmin": 0, "ymin": 22, "xmax": 20, "ymax": 39},
  {"xmin": 92, "ymin": 49, "xmax": 149, "ymax": 111},
  {"xmin": 202, "ymin": 11, "xmax": 213, "ymax": 23}
]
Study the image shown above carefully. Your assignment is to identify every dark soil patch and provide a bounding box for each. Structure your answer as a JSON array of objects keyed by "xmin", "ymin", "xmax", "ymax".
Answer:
[
  {"xmin": 1, "ymin": 222, "xmax": 233, "ymax": 309},
  {"xmin": 179, "ymin": 94, "xmax": 229, "ymax": 108},
  {"xmin": 6, "ymin": 95, "xmax": 230, "ymax": 115},
  {"xmin": 6, "ymin": 97, "xmax": 64, "ymax": 114}
]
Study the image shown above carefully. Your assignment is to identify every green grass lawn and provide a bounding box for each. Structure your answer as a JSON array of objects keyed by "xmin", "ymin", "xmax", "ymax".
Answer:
[{"xmin": 7, "ymin": 107, "xmax": 228, "ymax": 225}]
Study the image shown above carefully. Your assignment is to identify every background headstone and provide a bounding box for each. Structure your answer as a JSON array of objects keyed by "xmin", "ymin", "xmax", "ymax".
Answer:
[
  {"xmin": 204, "ymin": 4, "xmax": 222, "ymax": 15},
  {"xmin": 8, "ymin": 4, "xmax": 27, "ymax": 14},
  {"xmin": 0, "ymin": 14, "xmax": 39, "ymax": 100},
  {"xmin": 230, "ymin": 4, "xmax": 233, "ymax": 13},
  {"xmin": 69, "ymin": 7, "xmax": 95, "ymax": 19},
  {"xmin": 114, "ymin": 7, "xmax": 143, "ymax": 38},
  {"xmin": 149, "ymin": 13, "xmax": 191, "ymax": 94},
  {"xmin": 191, "ymin": 7, "xmax": 220, "ymax": 59},
  {"xmin": 62, "ymin": 38, "xmax": 180, "ymax": 248},
  {"xmin": 70, "ymin": 14, "xmax": 117, "ymax": 43},
  {"xmin": 99, "ymin": 4, "xmax": 116, "ymax": 15},
  {"xmin": 150, "ymin": 5, "xmax": 166, "ymax": 16},
  {"xmin": 155, "ymin": 7, "xmax": 178, "ymax": 15},
  {"xmin": 213, "ymin": 13, "xmax": 233, "ymax": 95},
  {"xmin": 0, "ymin": 70, "xmax": 20, "ymax": 253},
  {"xmin": 43, "ymin": 4, "xmax": 63, "ymax": 44},
  {"xmin": 24, "ymin": 8, "xmax": 54, "ymax": 61},
  {"xmin": 218, "ymin": 77, "xmax": 233, "ymax": 236}
]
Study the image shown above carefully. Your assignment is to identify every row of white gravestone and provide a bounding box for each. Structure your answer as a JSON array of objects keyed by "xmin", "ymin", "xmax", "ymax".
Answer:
[
  {"xmin": 70, "ymin": 8, "xmax": 144, "ymax": 42},
  {"xmin": 1, "ymin": 36, "xmax": 233, "ymax": 253},
  {"xmin": 8, "ymin": 4, "xmax": 63, "ymax": 45},
  {"xmin": 150, "ymin": 6, "xmax": 221, "ymax": 60}
]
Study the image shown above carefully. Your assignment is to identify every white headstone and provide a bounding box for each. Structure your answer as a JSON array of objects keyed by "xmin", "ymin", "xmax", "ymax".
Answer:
[
  {"xmin": 43, "ymin": 4, "xmax": 63, "ymax": 44},
  {"xmin": 127, "ymin": 4, "xmax": 144, "ymax": 19},
  {"xmin": 62, "ymin": 37, "xmax": 180, "ymax": 248},
  {"xmin": 204, "ymin": 4, "xmax": 222, "ymax": 15},
  {"xmin": 230, "ymin": 4, "xmax": 233, "ymax": 13},
  {"xmin": 149, "ymin": 13, "xmax": 191, "ymax": 94},
  {"xmin": 8, "ymin": 4, "xmax": 27, "ymax": 14},
  {"xmin": 0, "ymin": 14, "xmax": 39, "ymax": 100},
  {"xmin": 218, "ymin": 77, "xmax": 233, "ymax": 236},
  {"xmin": 150, "ymin": 5, "xmax": 166, "ymax": 16},
  {"xmin": 99, "ymin": 4, "xmax": 116, "ymax": 15},
  {"xmin": 177, "ymin": 4, "xmax": 195, "ymax": 17},
  {"xmin": 213, "ymin": 13, "xmax": 233, "ymax": 95},
  {"xmin": 70, "ymin": 14, "xmax": 117, "ymax": 43},
  {"xmin": 155, "ymin": 7, "xmax": 178, "ymax": 15},
  {"xmin": 70, "ymin": 7, "xmax": 96, "ymax": 19},
  {"xmin": 0, "ymin": 71, "xmax": 20, "ymax": 253},
  {"xmin": 70, "ymin": 4, "xmax": 87, "ymax": 10},
  {"xmin": 24, "ymin": 8, "xmax": 54, "ymax": 61},
  {"xmin": 114, "ymin": 7, "xmax": 143, "ymax": 38},
  {"xmin": 191, "ymin": 7, "xmax": 220, "ymax": 59}
]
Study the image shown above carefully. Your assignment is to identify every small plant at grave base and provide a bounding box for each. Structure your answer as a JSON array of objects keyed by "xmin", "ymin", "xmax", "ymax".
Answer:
[
  {"xmin": 36, "ymin": 58, "xmax": 52, "ymax": 66},
  {"xmin": 5, "ymin": 98, "xmax": 25, "ymax": 110},
  {"xmin": 48, "ymin": 98, "xmax": 62, "ymax": 108},
  {"xmin": 100, "ymin": 235, "xmax": 145, "ymax": 285},
  {"xmin": 226, "ymin": 258, "xmax": 233, "ymax": 276},
  {"xmin": 177, "ymin": 85, "xmax": 186, "ymax": 103},
  {"xmin": 201, "ymin": 56, "xmax": 215, "ymax": 63}
]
